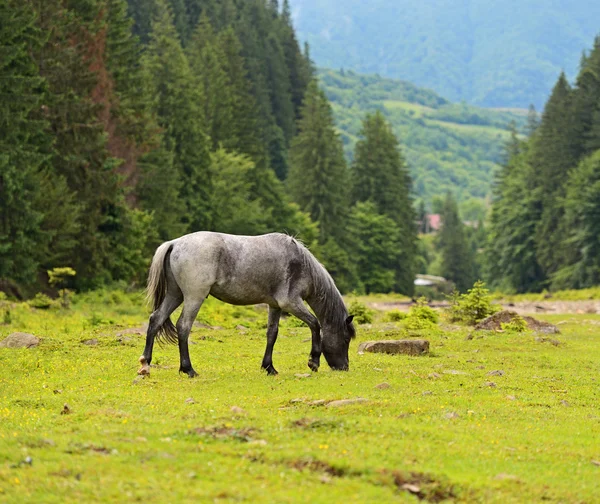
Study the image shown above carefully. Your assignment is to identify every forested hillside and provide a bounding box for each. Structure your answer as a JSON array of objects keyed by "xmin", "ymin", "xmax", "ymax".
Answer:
[
  {"xmin": 486, "ymin": 37, "xmax": 600, "ymax": 292},
  {"xmin": 290, "ymin": 0, "xmax": 600, "ymax": 109},
  {"xmin": 318, "ymin": 69, "xmax": 527, "ymax": 208},
  {"xmin": 0, "ymin": 0, "xmax": 416, "ymax": 297}
]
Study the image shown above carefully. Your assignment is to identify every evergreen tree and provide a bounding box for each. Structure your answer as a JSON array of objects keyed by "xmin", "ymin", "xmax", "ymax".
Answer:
[
  {"xmin": 0, "ymin": 0, "xmax": 47, "ymax": 286},
  {"xmin": 187, "ymin": 16, "xmax": 234, "ymax": 151},
  {"xmin": 351, "ymin": 110, "xmax": 417, "ymax": 293},
  {"xmin": 348, "ymin": 202, "xmax": 401, "ymax": 294},
  {"xmin": 552, "ymin": 151, "xmax": 600, "ymax": 289},
  {"xmin": 141, "ymin": 0, "xmax": 212, "ymax": 232},
  {"xmin": 486, "ymin": 142, "xmax": 544, "ymax": 293},
  {"xmin": 288, "ymin": 81, "xmax": 350, "ymax": 243},
  {"xmin": 531, "ymin": 73, "xmax": 577, "ymax": 279},
  {"xmin": 437, "ymin": 193, "xmax": 477, "ymax": 292}
]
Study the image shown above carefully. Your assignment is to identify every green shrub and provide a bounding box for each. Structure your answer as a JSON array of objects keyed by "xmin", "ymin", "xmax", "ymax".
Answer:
[
  {"xmin": 383, "ymin": 309, "xmax": 407, "ymax": 322},
  {"xmin": 348, "ymin": 300, "xmax": 374, "ymax": 324},
  {"xmin": 447, "ymin": 280, "xmax": 500, "ymax": 325},
  {"xmin": 501, "ymin": 315, "xmax": 528, "ymax": 333},
  {"xmin": 408, "ymin": 297, "xmax": 439, "ymax": 324},
  {"xmin": 29, "ymin": 293, "xmax": 55, "ymax": 309}
]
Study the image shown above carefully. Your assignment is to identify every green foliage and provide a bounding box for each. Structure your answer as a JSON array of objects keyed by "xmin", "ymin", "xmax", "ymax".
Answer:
[
  {"xmin": 407, "ymin": 297, "xmax": 439, "ymax": 324},
  {"xmin": 318, "ymin": 69, "xmax": 526, "ymax": 206},
  {"xmin": 28, "ymin": 293, "xmax": 55, "ymax": 310},
  {"xmin": 347, "ymin": 300, "xmax": 374, "ymax": 324},
  {"xmin": 486, "ymin": 37, "xmax": 600, "ymax": 293},
  {"xmin": 0, "ymin": 0, "xmax": 48, "ymax": 286},
  {"xmin": 288, "ymin": 80, "xmax": 350, "ymax": 242},
  {"xmin": 347, "ymin": 202, "xmax": 400, "ymax": 295},
  {"xmin": 501, "ymin": 315, "xmax": 528, "ymax": 333},
  {"xmin": 351, "ymin": 111, "xmax": 417, "ymax": 293},
  {"xmin": 448, "ymin": 281, "xmax": 500, "ymax": 325},
  {"xmin": 437, "ymin": 193, "xmax": 477, "ymax": 292},
  {"xmin": 383, "ymin": 309, "xmax": 407, "ymax": 322}
]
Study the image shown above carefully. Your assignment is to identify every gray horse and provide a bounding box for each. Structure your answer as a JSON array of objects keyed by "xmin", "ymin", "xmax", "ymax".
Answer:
[{"xmin": 138, "ymin": 232, "xmax": 355, "ymax": 377}]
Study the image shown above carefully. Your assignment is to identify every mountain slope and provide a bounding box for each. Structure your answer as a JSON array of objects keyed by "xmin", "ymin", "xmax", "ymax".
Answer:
[
  {"xmin": 318, "ymin": 68, "xmax": 526, "ymax": 208},
  {"xmin": 292, "ymin": 0, "xmax": 600, "ymax": 109}
]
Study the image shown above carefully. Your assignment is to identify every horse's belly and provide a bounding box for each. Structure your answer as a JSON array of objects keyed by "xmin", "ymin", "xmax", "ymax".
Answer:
[{"xmin": 209, "ymin": 284, "xmax": 275, "ymax": 307}]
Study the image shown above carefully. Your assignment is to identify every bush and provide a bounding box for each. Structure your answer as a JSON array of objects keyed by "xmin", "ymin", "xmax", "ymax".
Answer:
[
  {"xmin": 447, "ymin": 280, "xmax": 500, "ymax": 325},
  {"xmin": 348, "ymin": 300, "xmax": 374, "ymax": 324},
  {"xmin": 408, "ymin": 297, "xmax": 439, "ymax": 324},
  {"xmin": 383, "ymin": 309, "xmax": 407, "ymax": 322},
  {"xmin": 501, "ymin": 315, "xmax": 528, "ymax": 333},
  {"xmin": 29, "ymin": 293, "xmax": 55, "ymax": 309}
]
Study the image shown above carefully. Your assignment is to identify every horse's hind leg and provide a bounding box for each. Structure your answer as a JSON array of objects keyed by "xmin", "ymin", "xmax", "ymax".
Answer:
[
  {"xmin": 176, "ymin": 297, "xmax": 206, "ymax": 378},
  {"xmin": 261, "ymin": 307, "xmax": 282, "ymax": 375},
  {"xmin": 139, "ymin": 291, "xmax": 183, "ymax": 375}
]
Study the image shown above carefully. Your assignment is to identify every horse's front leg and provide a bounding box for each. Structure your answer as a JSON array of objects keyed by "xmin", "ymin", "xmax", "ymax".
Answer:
[
  {"xmin": 282, "ymin": 301, "xmax": 321, "ymax": 372},
  {"xmin": 261, "ymin": 307, "xmax": 282, "ymax": 375}
]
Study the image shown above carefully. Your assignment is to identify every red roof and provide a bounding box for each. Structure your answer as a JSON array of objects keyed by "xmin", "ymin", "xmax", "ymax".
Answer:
[{"xmin": 428, "ymin": 214, "xmax": 441, "ymax": 231}]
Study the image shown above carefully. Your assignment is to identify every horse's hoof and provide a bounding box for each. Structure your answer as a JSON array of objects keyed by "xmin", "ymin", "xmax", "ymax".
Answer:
[
  {"xmin": 138, "ymin": 366, "xmax": 150, "ymax": 376},
  {"xmin": 307, "ymin": 360, "xmax": 319, "ymax": 372},
  {"xmin": 262, "ymin": 365, "xmax": 278, "ymax": 375},
  {"xmin": 180, "ymin": 367, "xmax": 198, "ymax": 378}
]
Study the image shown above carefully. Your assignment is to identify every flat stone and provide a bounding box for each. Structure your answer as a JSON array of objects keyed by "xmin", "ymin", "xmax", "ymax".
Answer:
[
  {"xmin": 82, "ymin": 338, "xmax": 98, "ymax": 346},
  {"xmin": 357, "ymin": 339, "xmax": 429, "ymax": 356},
  {"xmin": 326, "ymin": 398, "xmax": 368, "ymax": 408},
  {"xmin": 375, "ymin": 382, "xmax": 391, "ymax": 389},
  {"xmin": 0, "ymin": 332, "xmax": 40, "ymax": 348}
]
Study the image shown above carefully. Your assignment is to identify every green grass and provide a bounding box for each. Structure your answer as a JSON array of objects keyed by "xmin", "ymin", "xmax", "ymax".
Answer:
[{"xmin": 1, "ymin": 293, "xmax": 599, "ymax": 502}]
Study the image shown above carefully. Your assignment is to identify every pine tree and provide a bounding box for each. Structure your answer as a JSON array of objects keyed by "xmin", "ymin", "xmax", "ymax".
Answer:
[
  {"xmin": 437, "ymin": 193, "xmax": 477, "ymax": 292},
  {"xmin": 350, "ymin": 110, "xmax": 417, "ymax": 293},
  {"xmin": 288, "ymin": 81, "xmax": 350, "ymax": 243},
  {"xmin": 531, "ymin": 73, "xmax": 577, "ymax": 279},
  {"xmin": 486, "ymin": 143, "xmax": 544, "ymax": 293},
  {"xmin": 348, "ymin": 202, "xmax": 401, "ymax": 294},
  {"xmin": 0, "ymin": 0, "xmax": 47, "ymax": 286},
  {"xmin": 141, "ymin": 0, "xmax": 212, "ymax": 232},
  {"xmin": 552, "ymin": 151, "xmax": 600, "ymax": 289}
]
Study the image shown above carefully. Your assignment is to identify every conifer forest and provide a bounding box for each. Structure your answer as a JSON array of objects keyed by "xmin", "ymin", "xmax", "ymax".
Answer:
[{"xmin": 1, "ymin": 0, "xmax": 600, "ymax": 296}]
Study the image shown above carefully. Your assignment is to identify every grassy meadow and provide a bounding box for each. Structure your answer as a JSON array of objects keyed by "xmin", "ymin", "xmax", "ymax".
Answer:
[{"xmin": 1, "ymin": 291, "xmax": 599, "ymax": 503}]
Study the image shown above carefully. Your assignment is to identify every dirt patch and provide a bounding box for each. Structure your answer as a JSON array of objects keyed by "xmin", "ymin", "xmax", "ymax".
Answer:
[
  {"xmin": 290, "ymin": 418, "xmax": 341, "ymax": 431},
  {"xmin": 289, "ymin": 457, "xmax": 347, "ymax": 477},
  {"xmin": 474, "ymin": 311, "xmax": 559, "ymax": 334},
  {"xmin": 388, "ymin": 470, "xmax": 457, "ymax": 503}
]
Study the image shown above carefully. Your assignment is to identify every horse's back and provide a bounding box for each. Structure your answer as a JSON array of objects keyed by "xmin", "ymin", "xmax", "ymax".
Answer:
[{"xmin": 168, "ymin": 232, "xmax": 309, "ymax": 305}]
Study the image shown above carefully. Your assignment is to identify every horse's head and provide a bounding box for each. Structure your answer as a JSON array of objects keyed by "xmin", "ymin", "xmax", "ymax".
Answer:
[{"xmin": 322, "ymin": 315, "xmax": 355, "ymax": 371}]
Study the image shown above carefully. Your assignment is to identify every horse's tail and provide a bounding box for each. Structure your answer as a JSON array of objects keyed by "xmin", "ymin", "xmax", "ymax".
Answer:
[{"xmin": 146, "ymin": 240, "xmax": 178, "ymax": 345}]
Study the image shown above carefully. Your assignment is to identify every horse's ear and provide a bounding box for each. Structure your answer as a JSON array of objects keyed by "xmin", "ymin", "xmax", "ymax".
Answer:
[{"xmin": 346, "ymin": 315, "xmax": 354, "ymax": 325}]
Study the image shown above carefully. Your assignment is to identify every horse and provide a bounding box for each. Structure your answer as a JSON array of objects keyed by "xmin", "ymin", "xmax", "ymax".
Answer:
[{"xmin": 138, "ymin": 232, "xmax": 356, "ymax": 377}]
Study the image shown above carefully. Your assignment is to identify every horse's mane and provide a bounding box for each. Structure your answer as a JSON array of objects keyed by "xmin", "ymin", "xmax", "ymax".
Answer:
[{"xmin": 278, "ymin": 234, "xmax": 350, "ymax": 332}]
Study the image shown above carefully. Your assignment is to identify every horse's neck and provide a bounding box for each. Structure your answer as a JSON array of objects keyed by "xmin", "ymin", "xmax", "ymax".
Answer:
[{"xmin": 306, "ymin": 282, "xmax": 344, "ymax": 328}]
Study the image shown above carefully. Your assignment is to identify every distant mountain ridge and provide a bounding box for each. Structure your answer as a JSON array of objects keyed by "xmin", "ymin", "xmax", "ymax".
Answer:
[
  {"xmin": 291, "ymin": 0, "xmax": 600, "ymax": 109},
  {"xmin": 318, "ymin": 68, "xmax": 526, "ymax": 210}
]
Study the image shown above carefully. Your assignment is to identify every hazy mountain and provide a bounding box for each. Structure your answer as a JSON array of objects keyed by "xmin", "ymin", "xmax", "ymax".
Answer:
[{"xmin": 291, "ymin": 0, "xmax": 600, "ymax": 109}]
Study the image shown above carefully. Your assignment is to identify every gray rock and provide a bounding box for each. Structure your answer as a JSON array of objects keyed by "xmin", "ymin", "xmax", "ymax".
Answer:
[
  {"xmin": 326, "ymin": 398, "xmax": 368, "ymax": 408},
  {"xmin": 0, "ymin": 332, "xmax": 40, "ymax": 348},
  {"xmin": 357, "ymin": 339, "xmax": 429, "ymax": 356}
]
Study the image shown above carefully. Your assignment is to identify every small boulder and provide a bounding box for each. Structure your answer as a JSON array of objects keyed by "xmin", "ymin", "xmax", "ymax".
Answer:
[
  {"xmin": 326, "ymin": 398, "xmax": 368, "ymax": 408},
  {"xmin": 357, "ymin": 339, "xmax": 429, "ymax": 356},
  {"xmin": 0, "ymin": 332, "xmax": 40, "ymax": 348}
]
